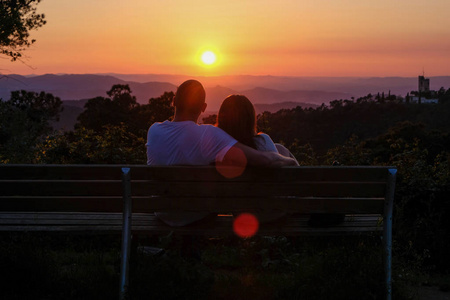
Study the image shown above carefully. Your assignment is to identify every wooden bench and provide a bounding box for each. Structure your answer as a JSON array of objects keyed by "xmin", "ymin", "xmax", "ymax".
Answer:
[{"xmin": 0, "ymin": 165, "xmax": 396, "ymax": 300}]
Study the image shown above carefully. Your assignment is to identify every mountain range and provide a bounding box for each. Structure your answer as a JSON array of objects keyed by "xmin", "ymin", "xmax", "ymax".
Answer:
[
  {"xmin": 0, "ymin": 73, "xmax": 350, "ymax": 111},
  {"xmin": 4, "ymin": 73, "xmax": 448, "ymax": 108},
  {"xmin": 2, "ymin": 73, "xmax": 449, "ymax": 130}
]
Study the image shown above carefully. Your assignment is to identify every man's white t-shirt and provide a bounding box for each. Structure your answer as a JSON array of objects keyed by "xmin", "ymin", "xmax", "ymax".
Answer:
[
  {"xmin": 146, "ymin": 120, "xmax": 237, "ymax": 226},
  {"xmin": 146, "ymin": 120, "xmax": 237, "ymax": 166}
]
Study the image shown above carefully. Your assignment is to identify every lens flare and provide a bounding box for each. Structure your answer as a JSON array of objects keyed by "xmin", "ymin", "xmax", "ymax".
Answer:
[
  {"xmin": 233, "ymin": 213, "xmax": 259, "ymax": 238},
  {"xmin": 215, "ymin": 146, "xmax": 247, "ymax": 179}
]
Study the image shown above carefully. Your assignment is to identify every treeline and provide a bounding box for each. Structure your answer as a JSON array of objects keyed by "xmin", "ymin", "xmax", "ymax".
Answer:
[
  {"xmin": 256, "ymin": 96, "xmax": 450, "ymax": 160},
  {"xmin": 1, "ymin": 84, "xmax": 450, "ymax": 273},
  {"xmin": 0, "ymin": 84, "xmax": 173, "ymax": 164},
  {"xmin": 255, "ymin": 98, "xmax": 450, "ymax": 273}
]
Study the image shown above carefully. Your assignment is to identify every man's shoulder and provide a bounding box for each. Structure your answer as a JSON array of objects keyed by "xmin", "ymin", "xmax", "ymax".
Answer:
[
  {"xmin": 149, "ymin": 121, "xmax": 218, "ymax": 138},
  {"xmin": 201, "ymin": 124, "xmax": 232, "ymax": 136},
  {"xmin": 149, "ymin": 120, "xmax": 193, "ymax": 131},
  {"xmin": 151, "ymin": 120, "xmax": 170, "ymax": 126},
  {"xmin": 149, "ymin": 120, "xmax": 168, "ymax": 129}
]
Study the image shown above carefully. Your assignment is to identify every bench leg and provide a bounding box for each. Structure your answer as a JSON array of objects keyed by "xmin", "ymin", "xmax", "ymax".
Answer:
[
  {"xmin": 384, "ymin": 169, "xmax": 397, "ymax": 300},
  {"xmin": 120, "ymin": 168, "xmax": 132, "ymax": 300}
]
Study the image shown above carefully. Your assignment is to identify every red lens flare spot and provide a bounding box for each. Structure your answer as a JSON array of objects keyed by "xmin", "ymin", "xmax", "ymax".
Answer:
[
  {"xmin": 215, "ymin": 146, "xmax": 247, "ymax": 179},
  {"xmin": 233, "ymin": 213, "xmax": 259, "ymax": 238}
]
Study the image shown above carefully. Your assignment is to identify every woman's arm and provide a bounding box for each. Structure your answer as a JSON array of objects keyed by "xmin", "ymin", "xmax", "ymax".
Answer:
[{"xmin": 223, "ymin": 142, "xmax": 297, "ymax": 167}]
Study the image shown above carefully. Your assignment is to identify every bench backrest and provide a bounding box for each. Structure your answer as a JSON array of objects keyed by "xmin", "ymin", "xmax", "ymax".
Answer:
[{"xmin": 0, "ymin": 165, "xmax": 396, "ymax": 215}]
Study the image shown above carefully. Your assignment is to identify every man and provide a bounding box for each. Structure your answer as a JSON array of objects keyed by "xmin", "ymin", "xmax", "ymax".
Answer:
[{"xmin": 146, "ymin": 79, "xmax": 296, "ymax": 226}]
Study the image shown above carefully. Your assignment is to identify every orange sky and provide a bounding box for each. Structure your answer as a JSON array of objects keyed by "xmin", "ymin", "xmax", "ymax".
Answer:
[{"xmin": 2, "ymin": 0, "xmax": 450, "ymax": 77}]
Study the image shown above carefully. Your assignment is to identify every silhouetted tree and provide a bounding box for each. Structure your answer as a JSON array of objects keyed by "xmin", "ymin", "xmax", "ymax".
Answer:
[
  {"xmin": 145, "ymin": 91, "xmax": 174, "ymax": 123},
  {"xmin": 0, "ymin": 0, "xmax": 46, "ymax": 61},
  {"xmin": 0, "ymin": 90, "xmax": 62, "ymax": 163},
  {"xmin": 128, "ymin": 91, "xmax": 174, "ymax": 137},
  {"xmin": 202, "ymin": 114, "xmax": 217, "ymax": 125},
  {"xmin": 107, "ymin": 84, "xmax": 138, "ymax": 110},
  {"xmin": 76, "ymin": 84, "xmax": 137, "ymax": 132}
]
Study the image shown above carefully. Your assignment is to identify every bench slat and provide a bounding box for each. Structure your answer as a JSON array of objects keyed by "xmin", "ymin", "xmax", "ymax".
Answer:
[
  {"xmin": 0, "ymin": 196, "xmax": 385, "ymax": 213},
  {"xmin": 0, "ymin": 213, "xmax": 382, "ymax": 236},
  {"xmin": 129, "ymin": 166, "xmax": 391, "ymax": 182},
  {"xmin": 0, "ymin": 212, "xmax": 381, "ymax": 223},
  {"xmin": 0, "ymin": 165, "xmax": 123, "ymax": 180},
  {"xmin": 132, "ymin": 181, "xmax": 387, "ymax": 198},
  {"xmin": 0, "ymin": 197, "xmax": 123, "ymax": 212},
  {"xmin": 0, "ymin": 165, "xmax": 392, "ymax": 182},
  {"xmin": 0, "ymin": 181, "xmax": 387, "ymax": 198}
]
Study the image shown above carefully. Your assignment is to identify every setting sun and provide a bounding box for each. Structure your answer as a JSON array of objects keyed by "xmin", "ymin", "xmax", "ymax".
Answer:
[{"xmin": 201, "ymin": 51, "xmax": 217, "ymax": 65}]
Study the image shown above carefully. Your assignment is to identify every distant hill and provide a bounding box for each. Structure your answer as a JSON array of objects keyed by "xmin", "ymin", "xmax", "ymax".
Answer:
[
  {"xmin": 201, "ymin": 101, "xmax": 318, "ymax": 123},
  {"xmin": 3, "ymin": 73, "xmax": 448, "ymax": 132},
  {"xmin": 0, "ymin": 74, "xmax": 177, "ymax": 105},
  {"xmin": 243, "ymin": 87, "xmax": 348, "ymax": 105},
  {"xmin": 3, "ymin": 73, "xmax": 449, "ymax": 113},
  {"xmin": 1, "ymin": 74, "xmax": 344, "ymax": 111},
  {"xmin": 253, "ymin": 101, "xmax": 318, "ymax": 114},
  {"xmin": 100, "ymin": 73, "xmax": 450, "ymax": 98},
  {"xmin": 203, "ymin": 86, "xmax": 347, "ymax": 111}
]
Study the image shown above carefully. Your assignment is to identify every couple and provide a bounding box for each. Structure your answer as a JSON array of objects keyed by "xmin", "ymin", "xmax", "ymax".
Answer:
[{"xmin": 146, "ymin": 79, "xmax": 298, "ymax": 226}]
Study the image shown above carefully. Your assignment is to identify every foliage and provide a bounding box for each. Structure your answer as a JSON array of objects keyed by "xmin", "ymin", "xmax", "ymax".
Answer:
[
  {"xmin": 0, "ymin": 233, "xmax": 119, "ymax": 300},
  {"xmin": 284, "ymin": 140, "xmax": 318, "ymax": 166},
  {"xmin": 318, "ymin": 120, "xmax": 450, "ymax": 273},
  {"xmin": 130, "ymin": 250, "xmax": 214, "ymax": 300},
  {"xmin": 0, "ymin": 0, "xmax": 46, "ymax": 61},
  {"xmin": 390, "ymin": 144, "xmax": 450, "ymax": 272},
  {"xmin": 76, "ymin": 84, "xmax": 138, "ymax": 133},
  {"xmin": 129, "ymin": 91, "xmax": 174, "ymax": 136},
  {"xmin": 76, "ymin": 85, "xmax": 174, "ymax": 139},
  {"xmin": 324, "ymin": 135, "xmax": 373, "ymax": 166},
  {"xmin": 36, "ymin": 124, "xmax": 146, "ymax": 164},
  {"xmin": 256, "ymin": 99, "xmax": 450, "ymax": 275},
  {"xmin": 202, "ymin": 113, "xmax": 217, "ymax": 125},
  {"xmin": 0, "ymin": 90, "xmax": 62, "ymax": 163},
  {"xmin": 0, "ymin": 231, "xmax": 429, "ymax": 300},
  {"xmin": 0, "ymin": 85, "xmax": 174, "ymax": 165},
  {"xmin": 257, "ymin": 98, "xmax": 450, "ymax": 158},
  {"xmin": 274, "ymin": 237, "xmax": 386, "ymax": 300}
]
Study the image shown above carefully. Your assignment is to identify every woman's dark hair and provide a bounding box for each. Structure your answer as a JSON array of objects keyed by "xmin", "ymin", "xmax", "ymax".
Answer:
[{"xmin": 217, "ymin": 95, "xmax": 257, "ymax": 149}]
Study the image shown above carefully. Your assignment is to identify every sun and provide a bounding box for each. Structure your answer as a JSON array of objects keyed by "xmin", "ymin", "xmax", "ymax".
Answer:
[{"xmin": 201, "ymin": 51, "xmax": 217, "ymax": 65}]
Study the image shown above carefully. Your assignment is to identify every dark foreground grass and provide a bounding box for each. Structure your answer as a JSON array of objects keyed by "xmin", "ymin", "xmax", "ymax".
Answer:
[{"xmin": 0, "ymin": 232, "xmax": 429, "ymax": 300}]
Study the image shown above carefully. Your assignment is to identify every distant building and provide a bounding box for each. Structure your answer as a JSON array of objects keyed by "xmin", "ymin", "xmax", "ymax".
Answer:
[
  {"xmin": 418, "ymin": 76, "xmax": 430, "ymax": 93},
  {"xmin": 408, "ymin": 75, "xmax": 439, "ymax": 104},
  {"xmin": 409, "ymin": 96, "xmax": 439, "ymax": 104}
]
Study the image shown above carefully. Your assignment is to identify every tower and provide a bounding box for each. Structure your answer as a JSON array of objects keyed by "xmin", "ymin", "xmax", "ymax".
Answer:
[{"xmin": 418, "ymin": 76, "xmax": 430, "ymax": 93}]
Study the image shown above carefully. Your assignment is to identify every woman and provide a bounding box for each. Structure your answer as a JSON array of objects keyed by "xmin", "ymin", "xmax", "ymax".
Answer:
[
  {"xmin": 217, "ymin": 95, "xmax": 298, "ymax": 223},
  {"xmin": 217, "ymin": 94, "xmax": 298, "ymax": 161}
]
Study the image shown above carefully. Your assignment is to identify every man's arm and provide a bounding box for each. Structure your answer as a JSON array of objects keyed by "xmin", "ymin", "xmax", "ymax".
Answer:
[{"xmin": 224, "ymin": 142, "xmax": 298, "ymax": 167}]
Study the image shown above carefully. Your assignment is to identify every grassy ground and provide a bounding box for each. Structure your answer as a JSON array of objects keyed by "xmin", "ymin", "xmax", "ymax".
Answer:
[{"xmin": 0, "ymin": 232, "xmax": 445, "ymax": 299}]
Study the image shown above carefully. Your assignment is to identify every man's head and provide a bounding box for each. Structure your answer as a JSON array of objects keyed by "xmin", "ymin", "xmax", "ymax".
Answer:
[{"xmin": 173, "ymin": 80, "xmax": 207, "ymax": 116}]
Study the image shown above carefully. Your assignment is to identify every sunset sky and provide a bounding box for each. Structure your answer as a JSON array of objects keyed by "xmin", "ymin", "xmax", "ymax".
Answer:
[{"xmin": 3, "ymin": 0, "xmax": 450, "ymax": 77}]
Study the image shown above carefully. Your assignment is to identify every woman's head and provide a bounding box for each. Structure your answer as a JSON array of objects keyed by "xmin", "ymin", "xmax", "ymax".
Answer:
[{"xmin": 217, "ymin": 95, "xmax": 257, "ymax": 149}]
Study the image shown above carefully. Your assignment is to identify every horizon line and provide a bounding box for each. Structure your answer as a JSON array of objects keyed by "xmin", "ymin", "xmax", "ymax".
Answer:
[{"xmin": 2, "ymin": 72, "xmax": 450, "ymax": 78}]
